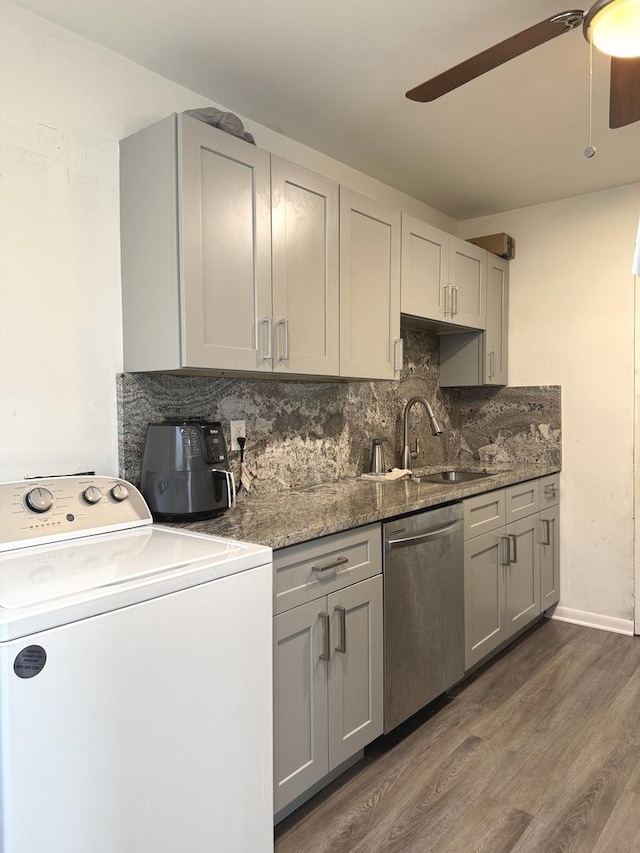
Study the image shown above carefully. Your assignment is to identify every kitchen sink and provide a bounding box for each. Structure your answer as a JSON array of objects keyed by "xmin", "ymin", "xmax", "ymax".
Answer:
[{"xmin": 412, "ymin": 470, "xmax": 493, "ymax": 484}]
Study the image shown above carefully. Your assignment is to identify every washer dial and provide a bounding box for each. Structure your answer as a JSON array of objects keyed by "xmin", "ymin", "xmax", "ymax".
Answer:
[
  {"xmin": 25, "ymin": 487, "xmax": 54, "ymax": 514},
  {"xmin": 82, "ymin": 486, "xmax": 102, "ymax": 505},
  {"xmin": 110, "ymin": 484, "xmax": 129, "ymax": 502}
]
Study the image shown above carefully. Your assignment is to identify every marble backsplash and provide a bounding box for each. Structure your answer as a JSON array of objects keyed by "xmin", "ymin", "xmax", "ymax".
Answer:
[{"xmin": 117, "ymin": 329, "xmax": 561, "ymax": 494}]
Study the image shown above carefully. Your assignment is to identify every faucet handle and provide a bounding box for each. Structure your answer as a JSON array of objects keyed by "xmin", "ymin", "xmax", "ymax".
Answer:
[{"xmin": 413, "ymin": 438, "xmax": 420, "ymax": 458}]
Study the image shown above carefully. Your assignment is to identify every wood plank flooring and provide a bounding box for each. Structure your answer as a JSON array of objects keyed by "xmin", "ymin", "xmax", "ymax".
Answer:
[{"xmin": 274, "ymin": 619, "xmax": 640, "ymax": 853}]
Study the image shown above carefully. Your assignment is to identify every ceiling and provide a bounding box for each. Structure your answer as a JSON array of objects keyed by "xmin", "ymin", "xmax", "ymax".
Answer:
[{"xmin": 11, "ymin": 0, "xmax": 640, "ymax": 219}]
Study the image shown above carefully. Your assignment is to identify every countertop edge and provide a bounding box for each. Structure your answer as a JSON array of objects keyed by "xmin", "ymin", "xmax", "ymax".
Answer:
[{"xmin": 175, "ymin": 464, "xmax": 561, "ymax": 551}]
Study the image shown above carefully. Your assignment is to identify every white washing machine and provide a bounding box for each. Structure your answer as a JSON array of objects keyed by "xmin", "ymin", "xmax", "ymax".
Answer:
[{"xmin": 0, "ymin": 475, "xmax": 273, "ymax": 853}]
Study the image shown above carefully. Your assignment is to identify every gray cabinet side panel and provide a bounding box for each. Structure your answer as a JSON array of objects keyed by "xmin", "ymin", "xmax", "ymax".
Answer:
[{"xmin": 120, "ymin": 115, "xmax": 181, "ymax": 371}]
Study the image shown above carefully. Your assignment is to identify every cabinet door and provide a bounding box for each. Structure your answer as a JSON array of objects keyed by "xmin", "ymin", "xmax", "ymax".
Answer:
[
  {"xmin": 179, "ymin": 115, "xmax": 272, "ymax": 371},
  {"xmin": 505, "ymin": 515, "xmax": 541, "ymax": 638},
  {"xmin": 448, "ymin": 237, "xmax": 486, "ymax": 330},
  {"xmin": 484, "ymin": 255, "xmax": 509, "ymax": 385},
  {"xmin": 327, "ymin": 576, "xmax": 383, "ymax": 769},
  {"xmin": 464, "ymin": 531, "xmax": 506, "ymax": 670},
  {"xmin": 273, "ymin": 601, "xmax": 329, "ymax": 813},
  {"xmin": 271, "ymin": 157, "xmax": 339, "ymax": 376},
  {"xmin": 540, "ymin": 505, "xmax": 560, "ymax": 610},
  {"xmin": 400, "ymin": 215, "xmax": 448, "ymax": 321},
  {"xmin": 339, "ymin": 189, "xmax": 401, "ymax": 379}
]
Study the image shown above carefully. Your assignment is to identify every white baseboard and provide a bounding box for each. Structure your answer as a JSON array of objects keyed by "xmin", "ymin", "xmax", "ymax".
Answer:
[{"xmin": 549, "ymin": 606, "xmax": 635, "ymax": 636}]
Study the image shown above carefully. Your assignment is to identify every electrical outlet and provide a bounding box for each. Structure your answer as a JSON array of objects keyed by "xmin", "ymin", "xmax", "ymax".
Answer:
[{"xmin": 230, "ymin": 420, "xmax": 246, "ymax": 451}]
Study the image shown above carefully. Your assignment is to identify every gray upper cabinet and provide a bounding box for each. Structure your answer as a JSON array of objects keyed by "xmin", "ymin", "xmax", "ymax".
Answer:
[
  {"xmin": 401, "ymin": 216, "xmax": 448, "ymax": 322},
  {"xmin": 400, "ymin": 218, "xmax": 486, "ymax": 331},
  {"xmin": 439, "ymin": 253, "xmax": 509, "ymax": 388},
  {"xmin": 121, "ymin": 113, "xmax": 272, "ymax": 373},
  {"xmin": 121, "ymin": 115, "xmax": 341, "ymax": 377},
  {"xmin": 449, "ymin": 237, "xmax": 486, "ymax": 329},
  {"xmin": 340, "ymin": 189, "xmax": 402, "ymax": 380},
  {"xmin": 271, "ymin": 157, "xmax": 339, "ymax": 376},
  {"xmin": 484, "ymin": 254, "xmax": 509, "ymax": 384}
]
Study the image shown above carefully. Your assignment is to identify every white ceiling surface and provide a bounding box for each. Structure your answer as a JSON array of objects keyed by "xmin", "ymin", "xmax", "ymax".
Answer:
[{"xmin": 10, "ymin": 0, "xmax": 640, "ymax": 218}]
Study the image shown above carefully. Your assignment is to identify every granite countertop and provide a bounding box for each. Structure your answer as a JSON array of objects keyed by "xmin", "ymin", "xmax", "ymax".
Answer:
[{"xmin": 173, "ymin": 462, "xmax": 560, "ymax": 551}]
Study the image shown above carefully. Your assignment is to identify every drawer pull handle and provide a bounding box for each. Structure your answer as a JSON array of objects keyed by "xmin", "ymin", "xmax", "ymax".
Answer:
[
  {"xmin": 319, "ymin": 612, "xmax": 330, "ymax": 661},
  {"xmin": 335, "ymin": 605, "xmax": 346, "ymax": 654},
  {"xmin": 312, "ymin": 556, "xmax": 349, "ymax": 574},
  {"xmin": 544, "ymin": 485, "xmax": 557, "ymax": 496},
  {"xmin": 509, "ymin": 533, "xmax": 518, "ymax": 564},
  {"xmin": 541, "ymin": 519, "xmax": 552, "ymax": 546}
]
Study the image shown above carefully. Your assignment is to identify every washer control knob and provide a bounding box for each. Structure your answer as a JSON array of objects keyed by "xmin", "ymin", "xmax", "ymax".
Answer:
[
  {"xmin": 82, "ymin": 486, "xmax": 102, "ymax": 505},
  {"xmin": 110, "ymin": 484, "xmax": 129, "ymax": 502},
  {"xmin": 25, "ymin": 487, "xmax": 54, "ymax": 514}
]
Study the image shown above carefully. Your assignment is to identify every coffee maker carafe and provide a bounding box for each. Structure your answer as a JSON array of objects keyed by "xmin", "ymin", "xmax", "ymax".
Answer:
[{"xmin": 140, "ymin": 419, "xmax": 235, "ymax": 521}]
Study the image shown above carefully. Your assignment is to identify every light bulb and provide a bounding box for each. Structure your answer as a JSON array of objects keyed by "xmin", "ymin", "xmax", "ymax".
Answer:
[{"xmin": 590, "ymin": 0, "xmax": 640, "ymax": 57}]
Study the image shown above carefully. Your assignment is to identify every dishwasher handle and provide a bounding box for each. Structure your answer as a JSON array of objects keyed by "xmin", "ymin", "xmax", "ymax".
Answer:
[{"xmin": 386, "ymin": 519, "xmax": 462, "ymax": 550}]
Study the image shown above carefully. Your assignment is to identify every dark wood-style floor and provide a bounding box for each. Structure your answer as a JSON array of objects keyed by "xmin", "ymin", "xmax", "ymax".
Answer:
[{"xmin": 275, "ymin": 619, "xmax": 640, "ymax": 853}]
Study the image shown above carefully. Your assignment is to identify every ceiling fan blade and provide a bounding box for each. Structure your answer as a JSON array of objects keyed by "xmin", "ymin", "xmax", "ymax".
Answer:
[
  {"xmin": 406, "ymin": 11, "xmax": 584, "ymax": 102},
  {"xmin": 610, "ymin": 56, "xmax": 640, "ymax": 128}
]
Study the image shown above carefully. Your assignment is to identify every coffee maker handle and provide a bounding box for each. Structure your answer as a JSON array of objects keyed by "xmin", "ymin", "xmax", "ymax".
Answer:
[{"xmin": 212, "ymin": 469, "xmax": 236, "ymax": 510}]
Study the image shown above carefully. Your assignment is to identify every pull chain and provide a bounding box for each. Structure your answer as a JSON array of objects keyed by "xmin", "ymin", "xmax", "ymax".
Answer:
[{"xmin": 585, "ymin": 38, "xmax": 596, "ymax": 158}]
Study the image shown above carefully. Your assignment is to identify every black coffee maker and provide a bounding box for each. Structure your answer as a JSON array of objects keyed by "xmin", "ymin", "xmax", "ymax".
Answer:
[{"xmin": 140, "ymin": 419, "xmax": 235, "ymax": 521}]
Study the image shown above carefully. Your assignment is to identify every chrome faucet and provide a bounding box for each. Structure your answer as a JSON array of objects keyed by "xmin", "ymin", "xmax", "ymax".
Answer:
[{"xmin": 401, "ymin": 396, "xmax": 443, "ymax": 470}]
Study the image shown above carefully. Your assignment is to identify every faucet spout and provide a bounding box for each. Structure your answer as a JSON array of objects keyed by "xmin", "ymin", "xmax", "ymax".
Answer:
[{"xmin": 401, "ymin": 396, "xmax": 443, "ymax": 470}]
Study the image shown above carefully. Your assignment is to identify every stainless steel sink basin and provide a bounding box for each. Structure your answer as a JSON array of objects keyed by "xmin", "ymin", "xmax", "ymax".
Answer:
[{"xmin": 412, "ymin": 470, "xmax": 492, "ymax": 484}]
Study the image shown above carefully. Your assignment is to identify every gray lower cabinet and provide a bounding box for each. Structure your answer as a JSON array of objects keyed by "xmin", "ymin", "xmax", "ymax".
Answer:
[
  {"xmin": 505, "ymin": 513, "xmax": 541, "ymax": 637},
  {"xmin": 273, "ymin": 599, "xmax": 328, "ymax": 809},
  {"xmin": 273, "ymin": 525, "xmax": 383, "ymax": 815},
  {"xmin": 464, "ymin": 476, "xmax": 560, "ymax": 670},
  {"xmin": 464, "ymin": 529, "xmax": 506, "ymax": 668}
]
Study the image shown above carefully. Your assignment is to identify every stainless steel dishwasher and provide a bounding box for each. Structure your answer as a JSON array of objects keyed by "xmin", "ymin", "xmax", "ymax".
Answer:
[{"xmin": 383, "ymin": 502, "xmax": 464, "ymax": 733}]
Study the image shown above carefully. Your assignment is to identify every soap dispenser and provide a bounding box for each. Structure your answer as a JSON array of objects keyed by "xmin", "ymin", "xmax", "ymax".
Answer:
[{"xmin": 369, "ymin": 438, "xmax": 387, "ymax": 474}]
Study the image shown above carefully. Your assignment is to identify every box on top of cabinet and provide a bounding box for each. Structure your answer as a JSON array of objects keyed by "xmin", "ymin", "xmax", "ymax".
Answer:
[{"xmin": 466, "ymin": 233, "xmax": 515, "ymax": 260}]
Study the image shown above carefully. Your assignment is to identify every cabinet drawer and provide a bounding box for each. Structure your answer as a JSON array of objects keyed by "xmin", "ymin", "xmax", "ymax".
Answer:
[
  {"xmin": 505, "ymin": 480, "xmax": 540, "ymax": 522},
  {"xmin": 463, "ymin": 489, "xmax": 506, "ymax": 539},
  {"xmin": 274, "ymin": 524, "xmax": 382, "ymax": 614},
  {"xmin": 539, "ymin": 474, "xmax": 560, "ymax": 508}
]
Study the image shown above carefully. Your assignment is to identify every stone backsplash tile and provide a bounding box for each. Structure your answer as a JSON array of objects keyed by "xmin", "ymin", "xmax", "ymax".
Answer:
[
  {"xmin": 455, "ymin": 385, "xmax": 562, "ymax": 466},
  {"xmin": 118, "ymin": 329, "xmax": 561, "ymax": 493}
]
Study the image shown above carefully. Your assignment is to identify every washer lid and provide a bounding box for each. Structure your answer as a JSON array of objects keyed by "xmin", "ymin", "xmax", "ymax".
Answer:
[{"xmin": 0, "ymin": 526, "xmax": 271, "ymax": 642}]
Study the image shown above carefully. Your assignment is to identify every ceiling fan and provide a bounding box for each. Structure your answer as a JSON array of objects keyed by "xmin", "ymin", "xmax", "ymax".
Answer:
[{"xmin": 406, "ymin": 0, "xmax": 640, "ymax": 128}]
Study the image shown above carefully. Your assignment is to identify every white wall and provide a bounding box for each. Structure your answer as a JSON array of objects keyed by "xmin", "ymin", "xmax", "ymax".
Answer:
[
  {"xmin": 0, "ymin": 0, "xmax": 455, "ymax": 482},
  {"xmin": 462, "ymin": 184, "xmax": 640, "ymax": 625}
]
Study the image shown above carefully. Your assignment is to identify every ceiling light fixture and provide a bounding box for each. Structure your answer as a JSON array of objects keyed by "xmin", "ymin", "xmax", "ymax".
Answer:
[{"xmin": 583, "ymin": 0, "xmax": 640, "ymax": 57}]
